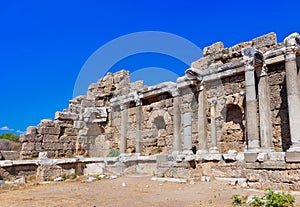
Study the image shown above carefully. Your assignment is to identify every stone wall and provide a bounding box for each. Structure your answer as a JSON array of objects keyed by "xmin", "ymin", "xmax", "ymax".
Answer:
[
  {"xmin": 268, "ymin": 63, "xmax": 290, "ymax": 151},
  {"xmin": 19, "ymin": 32, "xmax": 300, "ymax": 164}
]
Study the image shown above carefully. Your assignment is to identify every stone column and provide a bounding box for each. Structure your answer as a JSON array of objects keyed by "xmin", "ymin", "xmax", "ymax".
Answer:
[
  {"xmin": 183, "ymin": 112, "xmax": 193, "ymax": 154},
  {"xmin": 242, "ymin": 48, "xmax": 261, "ymax": 152},
  {"xmin": 120, "ymin": 103, "xmax": 128, "ymax": 153},
  {"xmin": 209, "ymin": 99, "xmax": 219, "ymax": 153},
  {"xmin": 258, "ymin": 65, "xmax": 274, "ymax": 151},
  {"xmin": 135, "ymin": 100, "xmax": 142, "ymax": 154},
  {"xmin": 197, "ymin": 84, "xmax": 208, "ymax": 154},
  {"xmin": 284, "ymin": 38, "xmax": 300, "ymax": 151},
  {"xmin": 173, "ymin": 95, "xmax": 182, "ymax": 152}
]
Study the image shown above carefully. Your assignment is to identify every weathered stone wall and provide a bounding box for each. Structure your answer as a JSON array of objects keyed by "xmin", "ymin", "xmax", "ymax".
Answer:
[
  {"xmin": 141, "ymin": 97, "xmax": 174, "ymax": 155},
  {"xmin": 203, "ymin": 75, "xmax": 246, "ymax": 153},
  {"xmin": 268, "ymin": 63, "xmax": 291, "ymax": 151},
  {"xmin": 20, "ymin": 119, "xmax": 77, "ymax": 159}
]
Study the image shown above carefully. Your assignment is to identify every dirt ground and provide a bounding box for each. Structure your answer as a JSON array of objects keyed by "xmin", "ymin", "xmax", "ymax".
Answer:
[{"xmin": 0, "ymin": 176, "xmax": 300, "ymax": 207}]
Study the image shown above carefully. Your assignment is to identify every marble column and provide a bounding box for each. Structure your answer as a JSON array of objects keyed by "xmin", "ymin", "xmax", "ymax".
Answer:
[
  {"xmin": 284, "ymin": 45, "xmax": 300, "ymax": 151},
  {"xmin": 173, "ymin": 95, "xmax": 182, "ymax": 152},
  {"xmin": 183, "ymin": 112, "xmax": 193, "ymax": 154},
  {"xmin": 209, "ymin": 99, "xmax": 219, "ymax": 153},
  {"xmin": 242, "ymin": 48, "xmax": 260, "ymax": 152},
  {"xmin": 258, "ymin": 65, "xmax": 274, "ymax": 151},
  {"xmin": 197, "ymin": 84, "xmax": 208, "ymax": 154},
  {"xmin": 135, "ymin": 100, "xmax": 142, "ymax": 154},
  {"xmin": 120, "ymin": 103, "xmax": 128, "ymax": 153}
]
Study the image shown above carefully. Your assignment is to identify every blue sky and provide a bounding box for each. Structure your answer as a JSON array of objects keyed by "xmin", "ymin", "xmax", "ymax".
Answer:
[{"xmin": 0, "ymin": 0, "xmax": 300, "ymax": 134}]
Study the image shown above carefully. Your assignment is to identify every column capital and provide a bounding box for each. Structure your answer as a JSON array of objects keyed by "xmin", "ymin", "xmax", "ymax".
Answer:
[
  {"xmin": 284, "ymin": 32, "xmax": 300, "ymax": 47},
  {"xmin": 242, "ymin": 47, "xmax": 263, "ymax": 71}
]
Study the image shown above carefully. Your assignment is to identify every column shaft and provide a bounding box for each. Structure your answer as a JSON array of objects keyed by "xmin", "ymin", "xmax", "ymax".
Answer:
[
  {"xmin": 183, "ymin": 112, "xmax": 192, "ymax": 151},
  {"xmin": 245, "ymin": 68, "xmax": 260, "ymax": 151},
  {"xmin": 120, "ymin": 105, "xmax": 128, "ymax": 153},
  {"xmin": 285, "ymin": 50, "xmax": 300, "ymax": 151},
  {"xmin": 173, "ymin": 96, "xmax": 182, "ymax": 151},
  {"xmin": 209, "ymin": 100, "xmax": 219, "ymax": 153},
  {"xmin": 197, "ymin": 87, "xmax": 208, "ymax": 153},
  {"xmin": 136, "ymin": 105, "xmax": 142, "ymax": 153},
  {"xmin": 258, "ymin": 69, "xmax": 274, "ymax": 151}
]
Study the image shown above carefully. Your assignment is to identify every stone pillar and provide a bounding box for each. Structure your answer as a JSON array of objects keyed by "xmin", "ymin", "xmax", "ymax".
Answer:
[
  {"xmin": 183, "ymin": 112, "xmax": 193, "ymax": 154},
  {"xmin": 209, "ymin": 99, "xmax": 219, "ymax": 153},
  {"xmin": 120, "ymin": 103, "xmax": 128, "ymax": 153},
  {"xmin": 173, "ymin": 95, "xmax": 182, "ymax": 152},
  {"xmin": 258, "ymin": 65, "xmax": 274, "ymax": 151},
  {"xmin": 197, "ymin": 84, "xmax": 208, "ymax": 154},
  {"xmin": 242, "ymin": 48, "xmax": 261, "ymax": 152},
  {"xmin": 284, "ymin": 34, "xmax": 300, "ymax": 151},
  {"xmin": 135, "ymin": 100, "xmax": 142, "ymax": 154}
]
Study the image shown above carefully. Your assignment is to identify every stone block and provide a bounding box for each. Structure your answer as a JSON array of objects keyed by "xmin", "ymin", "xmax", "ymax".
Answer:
[
  {"xmin": 200, "ymin": 154, "xmax": 222, "ymax": 162},
  {"xmin": 84, "ymin": 163, "xmax": 105, "ymax": 175},
  {"xmin": 203, "ymin": 42, "xmax": 224, "ymax": 56},
  {"xmin": 38, "ymin": 126, "xmax": 61, "ymax": 135},
  {"xmin": 64, "ymin": 128, "xmax": 77, "ymax": 136},
  {"xmin": 223, "ymin": 153, "xmax": 236, "ymax": 161},
  {"xmin": 20, "ymin": 134, "xmax": 37, "ymax": 142},
  {"xmin": 244, "ymin": 152, "xmax": 258, "ymax": 162},
  {"xmin": 26, "ymin": 126, "xmax": 37, "ymax": 134},
  {"xmin": 157, "ymin": 155, "xmax": 168, "ymax": 163},
  {"xmin": 286, "ymin": 152, "xmax": 300, "ymax": 163},
  {"xmin": 43, "ymin": 134, "xmax": 59, "ymax": 143},
  {"xmin": 252, "ymin": 32, "xmax": 277, "ymax": 49},
  {"xmin": 39, "ymin": 119, "xmax": 54, "ymax": 127},
  {"xmin": 22, "ymin": 142, "xmax": 35, "ymax": 151},
  {"xmin": 38, "ymin": 152, "xmax": 49, "ymax": 160},
  {"xmin": 55, "ymin": 112, "xmax": 79, "ymax": 121},
  {"xmin": 0, "ymin": 151, "xmax": 19, "ymax": 160},
  {"xmin": 268, "ymin": 152, "xmax": 285, "ymax": 161},
  {"xmin": 74, "ymin": 121, "xmax": 85, "ymax": 129}
]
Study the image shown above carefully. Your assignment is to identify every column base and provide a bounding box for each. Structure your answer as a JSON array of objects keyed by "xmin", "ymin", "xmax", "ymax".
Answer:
[
  {"xmin": 209, "ymin": 147, "xmax": 219, "ymax": 154},
  {"xmin": 260, "ymin": 147, "xmax": 274, "ymax": 153},
  {"xmin": 196, "ymin": 149, "xmax": 208, "ymax": 155},
  {"xmin": 286, "ymin": 151, "xmax": 300, "ymax": 162},
  {"xmin": 182, "ymin": 150, "xmax": 193, "ymax": 155},
  {"xmin": 287, "ymin": 146, "xmax": 300, "ymax": 152}
]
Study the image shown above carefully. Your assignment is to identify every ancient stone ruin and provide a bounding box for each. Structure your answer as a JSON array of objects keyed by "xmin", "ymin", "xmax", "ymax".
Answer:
[{"xmin": 2, "ymin": 32, "xmax": 300, "ymax": 190}]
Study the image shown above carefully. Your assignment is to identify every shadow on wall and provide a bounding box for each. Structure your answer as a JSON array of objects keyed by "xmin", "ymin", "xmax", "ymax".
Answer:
[{"xmin": 279, "ymin": 77, "xmax": 291, "ymax": 151}]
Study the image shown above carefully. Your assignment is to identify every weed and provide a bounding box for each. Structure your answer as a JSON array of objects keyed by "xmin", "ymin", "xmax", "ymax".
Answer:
[{"xmin": 107, "ymin": 148, "xmax": 120, "ymax": 157}]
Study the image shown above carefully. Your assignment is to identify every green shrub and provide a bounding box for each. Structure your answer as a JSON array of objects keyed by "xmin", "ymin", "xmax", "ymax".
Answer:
[
  {"xmin": 232, "ymin": 188, "xmax": 296, "ymax": 207},
  {"xmin": 249, "ymin": 196, "xmax": 265, "ymax": 207},
  {"xmin": 231, "ymin": 194, "xmax": 246, "ymax": 206},
  {"xmin": 157, "ymin": 147, "xmax": 162, "ymax": 153},
  {"xmin": 107, "ymin": 148, "xmax": 120, "ymax": 157},
  {"xmin": 0, "ymin": 133, "xmax": 20, "ymax": 143}
]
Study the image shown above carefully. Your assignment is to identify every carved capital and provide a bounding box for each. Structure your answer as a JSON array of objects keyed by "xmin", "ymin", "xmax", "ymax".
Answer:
[
  {"xmin": 285, "ymin": 47, "xmax": 298, "ymax": 61},
  {"xmin": 185, "ymin": 68, "xmax": 203, "ymax": 81},
  {"xmin": 242, "ymin": 47, "xmax": 263, "ymax": 71},
  {"xmin": 284, "ymin": 32, "xmax": 300, "ymax": 47}
]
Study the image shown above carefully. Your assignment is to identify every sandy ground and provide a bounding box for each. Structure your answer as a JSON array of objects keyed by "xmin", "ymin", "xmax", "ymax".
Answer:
[{"xmin": 0, "ymin": 176, "xmax": 300, "ymax": 207}]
